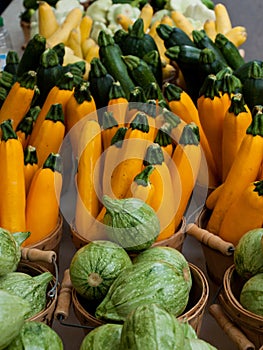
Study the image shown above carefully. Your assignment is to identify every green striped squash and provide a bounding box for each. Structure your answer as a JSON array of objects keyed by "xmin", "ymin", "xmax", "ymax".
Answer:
[
  {"xmin": 69, "ymin": 240, "xmax": 132, "ymax": 302},
  {"xmin": 95, "ymin": 260, "xmax": 190, "ymax": 322},
  {"xmin": 120, "ymin": 303, "xmax": 185, "ymax": 350}
]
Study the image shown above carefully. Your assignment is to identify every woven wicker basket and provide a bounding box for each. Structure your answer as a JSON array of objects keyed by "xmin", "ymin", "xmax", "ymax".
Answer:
[
  {"xmin": 186, "ymin": 207, "xmax": 235, "ymax": 285},
  {"xmin": 70, "ymin": 217, "xmax": 186, "ymax": 253},
  {"xmin": 17, "ymin": 261, "xmax": 58, "ymax": 327},
  {"xmin": 23, "ymin": 213, "xmax": 63, "ymax": 273},
  {"xmin": 55, "ymin": 263, "xmax": 209, "ymax": 336},
  {"xmin": 217, "ymin": 264, "xmax": 263, "ymax": 349}
]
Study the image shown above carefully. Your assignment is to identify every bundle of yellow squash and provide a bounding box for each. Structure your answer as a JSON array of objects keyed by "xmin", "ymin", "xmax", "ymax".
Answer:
[{"xmin": 72, "ymin": 98, "xmax": 202, "ymax": 244}]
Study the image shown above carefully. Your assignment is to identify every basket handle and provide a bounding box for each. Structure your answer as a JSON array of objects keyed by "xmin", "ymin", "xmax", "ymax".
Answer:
[
  {"xmin": 186, "ymin": 223, "xmax": 235, "ymax": 256},
  {"xmin": 21, "ymin": 247, "xmax": 57, "ymax": 264},
  {"xmin": 54, "ymin": 269, "xmax": 72, "ymax": 321},
  {"xmin": 209, "ymin": 304, "xmax": 255, "ymax": 350}
]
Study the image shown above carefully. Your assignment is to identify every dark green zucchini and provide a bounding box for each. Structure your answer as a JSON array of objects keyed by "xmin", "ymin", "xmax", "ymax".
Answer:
[
  {"xmin": 215, "ymin": 33, "xmax": 245, "ymax": 70},
  {"xmin": 165, "ymin": 45, "xmax": 201, "ymax": 65},
  {"xmin": 17, "ymin": 33, "xmax": 46, "ymax": 77},
  {"xmin": 156, "ymin": 23, "xmax": 196, "ymax": 49},
  {"xmin": 233, "ymin": 60, "xmax": 263, "ymax": 83},
  {"xmin": 114, "ymin": 18, "xmax": 163, "ymax": 86},
  {"xmin": 88, "ymin": 57, "xmax": 115, "ymax": 110},
  {"xmin": 241, "ymin": 61, "xmax": 263, "ymax": 111},
  {"xmin": 3, "ymin": 51, "xmax": 20, "ymax": 76},
  {"xmin": 192, "ymin": 29, "xmax": 228, "ymax": 65},
  {"xmin": 198, "ymin": 47, "xmax": 228, "ymax": 80},
  {"xmin": 143, "ymin": 50, "xmax": 162, "ymax": 87},
  {"xmin": 98, "ymin": 30, "xmax": 135, "ymax": 99},
  {"xmin": 36, "ymin": 48, "xmax": 64, "ymax": 107},
  {"xmin": 52, "ymin": 42, "xmax": 65, "ymax": 65},
  {"xmin": 122, "ymin": 54, "xmax": 164, "ymax": 100}
]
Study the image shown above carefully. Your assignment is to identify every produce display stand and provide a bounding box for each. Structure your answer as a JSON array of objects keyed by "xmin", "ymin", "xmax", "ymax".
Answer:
[{"xmin": 2, "ymin": 1, "xmax": 263, "ymax": 349}]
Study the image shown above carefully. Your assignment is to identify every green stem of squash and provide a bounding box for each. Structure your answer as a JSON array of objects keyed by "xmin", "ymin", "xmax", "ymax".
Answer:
[{"xmin": 24, "ymin": 145, "xmax": 38, "ymax": 166}]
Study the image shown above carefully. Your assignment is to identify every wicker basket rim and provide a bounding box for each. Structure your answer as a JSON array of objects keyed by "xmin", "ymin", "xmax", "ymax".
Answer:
[
  {"xmin": 223, "ymin": 264, "xmax": 263, "ymax": 322},
  {"xmin": 26, "ymin": 213, "xmax": 63, "ymax": 249},
  {"xmin": 72, "ymin": 262, "xmax": 209, "ymax": 326},
  {"xmin": 18, "ymin": 262, "xmax": 58, "ymax": 321}
]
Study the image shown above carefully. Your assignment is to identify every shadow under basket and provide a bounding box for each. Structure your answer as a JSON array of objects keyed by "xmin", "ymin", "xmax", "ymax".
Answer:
[
  {"xmin": 23, "ymin": 213, "xmax": 63, "ymax": 274},
  {"xmin": 70, "ymin": 217, "xmax": 186, "ymax": 253},
  {"xmin": 217, "ymin": 264, "xmax": 263, "ymax": 349},
  {"xmin": 188, "ymin": 207, "xmax": 235, "ymax": 286},
  {"xmin": 71, "ymin": 263, "xmax": 209, "ymax": 336},
  {"xmin": 17, "ymin": 261, "xmax": 58, "ymax": 327}
]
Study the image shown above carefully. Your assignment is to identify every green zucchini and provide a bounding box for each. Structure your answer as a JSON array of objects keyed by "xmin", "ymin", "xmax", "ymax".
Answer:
[
  {"xmin": 198, "ymin": 47, "xmax": 228, "ymax": 79},
  {"xmin": 36, "ymin": 48, "xmax": 64, "ymax": 107},
  {"xmin": 233, "ymin": 59, "xmax": 263, "ymax": 83},
  {"xmin": 156, "ymin": 24, "xmax": 196, "ymax": 49},
  {"xmin": 122, "ymin": 54, "xmax": 163, "ymax": 100},
  {"xmin": 165, "ymin": 45, "xmax": 201, "ymax": 65},
  {"xmin": 88, "ymin": 57, "xmax": 115, "ymax": 110},
  {"xmin": 192, "ymin": 29, "xmax": 228, "ymax": 65},
  {"xmin": 98, "ymin": 30, "xmax": 135, "ymax": 99},
  {"xmin": 215, "ymin": 33, "xmax": 245, "ymax": 70},
  {"xmin": 3, "ymin": 50, "xmax": 20, "ymax": 76},
  {"xmin": 17, "ymin": 34, "xmax": 46, "ymax": 78},
  {"xmin": 114, "ymin": 18, "xmax": 163, "ymax": 86},
  {"xmin": 241, "ymin": 61, "xmax": 263, "ymax": 111}
]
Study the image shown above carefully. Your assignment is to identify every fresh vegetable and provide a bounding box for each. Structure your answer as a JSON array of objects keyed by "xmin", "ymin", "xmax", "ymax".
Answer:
[
  {"xmin": 101, "ymin": 111, "xmax": 119, "ymax": 150},
  {"xmin": 98, "ymin": 30, "xmax": 135, "ymax": 99},
  {"xmin": 214, "ymin": 33, "xmax": 245, "ymax": 70},
  {"xmin": 80, "ymin": 323, "xmax": 122, "ymax": 350},
  {"xmin": 170, "ymin": 123, "xmax": 201, "ymax": 233},
  {"xmin": 29, "ymin": 71, "xmax": 74, "ymax": 146},
  {"xmin": 102, "ymin": 195, "xmax": 160, "ymax": 252},
  {"xmin": 120, "ymin": 303, "xmax": 185, "ymax": 349},
  {"xmin": 95, "ymin": 259, "xmax": 189, "ymax": 322},
  {"xmin": 17, "ymin": 34, "xmax": 46, "ymax": 77},
  {"xmin": 0, "ymin": 120, "xmax": 26, "ymax": 233},
  {"xmin": 241, "ymin": 61, "xmax": 263, "ymax": 112},
  {"xmin": 107, "ymin": 81, "xmax": 128, "ymax": 126},
  {"xmin": 109, "ymin": 112, "xmax": 150, "ymax": 199},
  {"xmin": 35, "ymin": 47, "xmax": 64, "ymax": 107},
  {"xmin": 0, "ymin": 290, "xmax": 30, "ymax": 350},
  {"xmin": 0, "ymin": 71, "xmax": 37, "ymax": 131},
  {"xmin": 75, "ymin": 119, "xmax": 102, "ymax": 239},
  {"xmin": 125, "ymin": 164, "xmax": 155, "ymax": 205},
  {"xmin": 3, "ymin": 50, "xmax": 20, "ymax": 76},
  {"xmin": 163, "ymin": 82, "xmax": 218, "ymax": 187},
  {"xmin": 114, "ymin": 18, "xmax": 162, "ymax": 86},
  {"xmin": 46, "ymin": 7, "xmax": 83, "ymax": 48},
  {"xmin": 25, "ymin": 153, "xmax": 63, "ymax": 246},
  {"xmin": 207, "ymin": 106, "xmax": 263, "ymax": 235},
  {"xmin": 0, "ymin": 271, "xmax": 53, "ymax": 319},
  {"xmin": 69, "ymin": 240, "xmax": 132, "ymax": 301},
  {"xmin": 23, "ymin": 145, "xmax": 39, "ymax": 195},
  {"xmin": 16, "ymin": 106, "xmax": 41, "ymax": 147},
  {"xmin": 234, "ymin": 228, "xmax": 263, "ymax": 279},
  {"xmin": 0, "ymin": 229, "xmax": 30, "ymax": 276},
  {"xmin": 6, "ymin": 321, "xmax": 64, "ymax": 350},
  {"xmin": 133, "ymin": 246, "xmax": 192, "ymax": 291},
  {"xmin": 123, "ymin": 54, "xmax": 161, "ymax": 95},
  {"xmin": 38, "ymin": 0, "xmax": 59, "ymax": 39},
  {"xmin": 65, "ymin": 80, "xmax": 97, "ymax": 132},
  {"xmin": 240, "ymin": 273, "xmax": 263, "ymax": 316},
  {"xmin": 218, "ymin": 180, "xmax": 263, "ymax": 246},
  {"xmin": 222, "ymin": 93, "xmax": 252, "ymax": 181},
  {"xmin": 197, "ymin": 74, "xmax": 227, "ymax": 180},
  {"xmin": 88, "ymin": 57, "xmax": 115, "ymax": 111},
  {"xmin": 143, "ymin": 143, "xmax": 177, "ymax": 241},
  {"xmin": 31, "ymin": 103, "xmax": 65, "ymax": 167}
]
